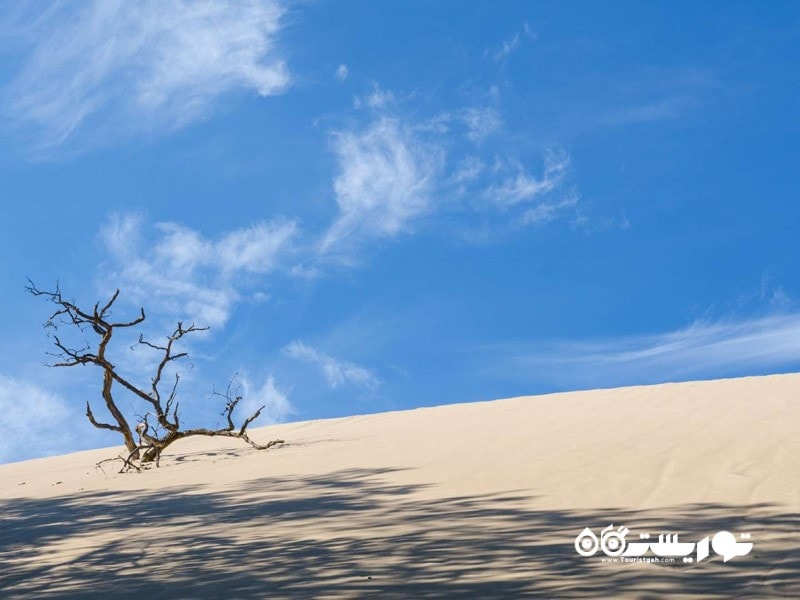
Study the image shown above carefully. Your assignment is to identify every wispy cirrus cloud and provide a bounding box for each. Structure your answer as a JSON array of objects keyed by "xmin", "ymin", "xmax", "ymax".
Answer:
[
  {"xmin": 100, "ymin": 213, "xmax": 299, "ymax": 328},
  {"xmin": 606, "ymin": 96, "xmax": 699, "ymax": 126},
  {"xmin": 486, "ymin": 150, "xmax": 570, "ymax": 208},
  {"xmin": 598, "ymin": 66, "xmax": 718, "ymax": 128},
  {"xmin": 320, "ymin": 83, "xmax": 579, "ymax": 254},
  {"xmin": 2, "ymin": 0, "xmax": 290, "ymax": 154},
  {"xmin": 236, "ymin": 374, "xmax": 294, "ymax": 423},
  {"xmin": 321, "ymin": 117, "xmax": 441, "ymax": 255},
  {"xmin": 485, "ymin": 313, "xmax": 800, "ymax": 389},
  {"xmin": 490, "ymin": 22, "xmax": 536, "ymax": 63},
  {"xmin": 353, "ymin": 83, "xmax": 394, "ymax": 110},
  {"xmin": 283, "ymin": 341, "xmax": 380, "ymax": 390},
  {"xmin": 519, "ymin": 196, "xmax": 579, "ymax": 227},
  {"xmin": 0, "ymin": 374, "xmax": 75, "ymax": 464},
  {"xmin": 460, "ymin": 107, "xmax": 503, "ymax": 143}
]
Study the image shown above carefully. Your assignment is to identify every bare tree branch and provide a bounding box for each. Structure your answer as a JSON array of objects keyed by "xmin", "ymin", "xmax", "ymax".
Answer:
[
  {"xmin": 85, "ymin": 402, "xmax": 122, "ymax": 432},
  {"xmin": 240, "ymin": 405, "xmax": 265, "ymax": 436},
  {"xmin": 28, "ymin": 280, "xmax": 285, "ymax": 469}
]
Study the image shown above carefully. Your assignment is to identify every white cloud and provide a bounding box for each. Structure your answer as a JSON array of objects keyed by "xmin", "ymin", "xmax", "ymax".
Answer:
[
  {"xmin": 100, "ymin": 213, "xmax": 299, "ymax": 328},
  {"xmin": 490, "ymin": 313, "xmax": 800, "ymax": 388},
  {"xmin": 3, "ymin": 0, "xmax": 290, "ymax": 152},
  {"xmin": 491, "ymin": 22, "xmax": 535, "ymax": 63},
  {"xmin": 216, "ymin": 222, "xmax": 299, "ymax": 274},
  {"xmin": 487, "ymin": 150, "xmax": 570, "ymax": 207},
  {"xmin": 100, "ymin": 211, "xmax": 145, "ymax": 258},
  {"xmin": 519, "ymin": 196, "xmax": 578, "ymax": 226},
  {"xmin": 321, "ymin": 118, "xmax": 440, "ymax": 253},
  {"xmin": 320, "ymin": 97, "xmax": 575, "ymax": 248},
  {"xmin": 0, "ymin": 375, "xmax": 74, "ymax": 464},
  {"xmin": 353, "ymin": 84, "xmax": 394, "ymax": 110},
  {"xmin": 283, "ymin": 341, "xmax": 380, "ymax": 390},
  {"xmin": 607, "ymin": 97, "xmax": 696, "ymax": 125},
  {"xmin": 144, "ymin": 219, "xmax": 298, "ymax": 275},
  {"xmin": 461, "ymin": 107, "xmax": 502, "ymax": 142},
  {"xmin": 451, "ymin": 156, "xmax": 485, "ymax": 186},
  {"xmin": 415, "ymin": 108, "xmax": 501, "ymax": 142},
  {"xmin": 238, "ymin": 375, "xmax": 293, "ymax": 423},
  {"xmin": 335, "ymin": 64, "xmax": 349, "ymax": 82}
]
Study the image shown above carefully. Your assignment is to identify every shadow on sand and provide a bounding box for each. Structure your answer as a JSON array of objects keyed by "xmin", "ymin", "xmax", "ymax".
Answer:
[{"xmin": 1, "ymin": 467, "xmax": 797, "ymax": 598}]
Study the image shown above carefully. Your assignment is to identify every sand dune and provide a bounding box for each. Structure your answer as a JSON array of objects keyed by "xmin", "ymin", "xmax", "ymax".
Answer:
[{"xmin": 1, "ymin": 374, "xmax": 798, "ymax": 598}]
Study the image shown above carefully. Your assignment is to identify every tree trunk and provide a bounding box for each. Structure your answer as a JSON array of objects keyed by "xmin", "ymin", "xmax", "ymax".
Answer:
[
  {"xmin": 102, "ymin": 369, "xmax": 137, "ymax": 454},
  {"xmin": 141, "ymin": 432, "xmax": 181, "ymax": 463}
]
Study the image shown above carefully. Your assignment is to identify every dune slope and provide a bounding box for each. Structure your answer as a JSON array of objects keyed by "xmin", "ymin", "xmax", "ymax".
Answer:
[{"xmin": 1, "ymin": 374, "xmax": 798, "ymax": 598}]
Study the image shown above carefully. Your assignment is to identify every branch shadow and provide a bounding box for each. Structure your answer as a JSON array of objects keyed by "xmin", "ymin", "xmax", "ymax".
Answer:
[{"xmin": 0, "ymin": 468, "xmax": 796, "ymax": 598}]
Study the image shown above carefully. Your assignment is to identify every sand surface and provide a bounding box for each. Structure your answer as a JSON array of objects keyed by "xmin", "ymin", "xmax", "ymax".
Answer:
[{"xmin": 1, "ymin": 374, "xmax": 798, "ymax": 598}]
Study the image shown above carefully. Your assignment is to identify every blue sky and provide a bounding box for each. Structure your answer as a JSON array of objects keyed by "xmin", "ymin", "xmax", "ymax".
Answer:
[{"xmin": 1, "ymin": 1, "xmax": 798, "ymax": 463}]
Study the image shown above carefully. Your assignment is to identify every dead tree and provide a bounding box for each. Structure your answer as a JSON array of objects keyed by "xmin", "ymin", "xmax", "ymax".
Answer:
[{"xmin": 27, "ymin": 280, "xmax": 283, "ymax": 466}]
